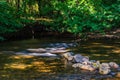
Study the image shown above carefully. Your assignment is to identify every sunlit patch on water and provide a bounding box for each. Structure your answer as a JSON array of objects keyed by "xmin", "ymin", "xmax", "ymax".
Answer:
[
  {"xmin": 112, "ymin": 48, "xmax": 120, "ymax": 53},
  {"xmin": 9, "ymin": 55, "xmax": 34, "ymax": 59},
  {"xmin": 5, "ymin": 63, "xmax": 32, "ymax": 70}
]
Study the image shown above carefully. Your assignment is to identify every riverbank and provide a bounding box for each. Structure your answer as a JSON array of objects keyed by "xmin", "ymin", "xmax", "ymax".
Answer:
[
  {"xmin": 1, "ymin": 24, "xmax": 120, "ymax": 42},
  {"xmin": 87, "ymin": 28, "xmax": 120, "ymax": 39},
  {"xmin": 73, "ymin": 28, "xmax": 120, "ymax": 42}
]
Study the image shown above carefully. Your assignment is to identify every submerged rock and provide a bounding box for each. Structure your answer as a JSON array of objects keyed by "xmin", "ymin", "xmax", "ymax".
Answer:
[
  {"xmin": 27, "ymin": 48, "xmax": 47, "ymax": 53},
  {"xmin": 27, "ymin": 47, "xmax": 69, "ymax": 54},
  {"xmin": 109, "ymin": 72, "xmax": 117, "ymax": 76},
  {"xmin": 15, "ymin": 51, "xmax": 58, "ymax": 57},
  {"xmin": 48, "ymin": 43, "xmax": 77, "ymax": 48},
  {"xmin": 49, "ymin": 49, "xmax": 70, "ymax": 54},
  {"xmin": 28, "ymin": 52, "xmax": 57, "ymax": 57},
  {"xmin": 117, "ymin": 68, "xmax": 120, "ymax": 71}
]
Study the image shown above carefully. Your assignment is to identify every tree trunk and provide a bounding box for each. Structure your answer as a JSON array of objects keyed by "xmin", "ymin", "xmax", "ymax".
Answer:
[
  {"xmin": 6, "ymin": 0, "xmax": 10, "ymax": 3},
  {"xmin": 16, "ymin": 0, "xmax": 20, "ymax": 18},
  {"xmin": 37, "ymin": 0, "xmax": 42, "ymax": 17}
]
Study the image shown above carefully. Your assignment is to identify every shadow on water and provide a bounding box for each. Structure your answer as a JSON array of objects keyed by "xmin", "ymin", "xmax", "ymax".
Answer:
[
  {"xmin": 0, "ymin": 37, "xmax": 74, "ymax": 51},
  {"xmin": 0, "ymin": 38, "xmax": 120, "ymax": 80},
  {"xmin": 73, "ymin": 39, "xmax": 120, "ymax": 64}
]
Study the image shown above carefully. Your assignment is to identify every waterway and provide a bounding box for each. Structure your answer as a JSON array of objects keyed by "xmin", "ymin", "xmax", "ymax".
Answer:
[{"xmin": 0, "ymin": 37, "xmax": 120, "ymax": 80}]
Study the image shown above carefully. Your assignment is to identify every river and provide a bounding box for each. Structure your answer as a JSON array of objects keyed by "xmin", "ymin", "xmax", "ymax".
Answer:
[{"xmin": 0, "ymin": 37, "xmax": 120, "ymax": 80}]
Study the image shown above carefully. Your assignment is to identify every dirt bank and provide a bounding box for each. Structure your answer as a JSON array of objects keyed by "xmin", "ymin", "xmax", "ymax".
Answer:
[
  {"xmin": 74, "ymin": 28, "xmax": 120, "ymax": 42},
  {"xmin": 88, "ymin": 28, "xmax": 120, "ymax": 39}
]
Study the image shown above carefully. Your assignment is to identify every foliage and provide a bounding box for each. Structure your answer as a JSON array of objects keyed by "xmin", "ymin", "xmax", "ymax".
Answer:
[
  {"xmin": 0, "ymin": 0, "xmax": 120, "ymax": 41},
  {"xmin": 0, "ymin": 1, "xmax": 32, "ymax": 40},
  {"xmin": 0, "ymin": 36, "xmax": 4, "ymax": 41},
  {"xmin": 0, "ymin": 2, "xmax": 21, "ymax": 39},
  {"xmin": 51, "ymin": 0, "xmax": 120, "ymax": 35}
]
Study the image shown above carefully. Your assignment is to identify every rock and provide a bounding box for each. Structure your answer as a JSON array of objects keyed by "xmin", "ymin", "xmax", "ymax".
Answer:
[
  {"xmin": 92, "ymin": 61, "xmax": 100, "ymax": 69},
  {"xmin": 90, "ymin": 60, "xmax": 96, "ymax": 63},
  {"xmin": 49, "ymin": 49, "xmax": 70, "ymax": 54},
  {"xmin": 28, "ymin": 52, "xmax": 58, "ymax": 57},
  {"xmin": 116, "ymin": 72, "xmax": 120, "ymax": 78},
  {"xmin": 72, "ymin": 63, "xmax": 95, "ymax": 71},
  {"xmin": 62, "ymin": 52, "xmax": 74, "ymax": 61},
  {"xmin": 73, "ymin": 54, "xmax": 89, "ymax": 63},
  {"xmin": 109, "ymin": 72, "xmax": 117, "ymax": 76},
  {"xmin": 72, "ymin": 63, "xmax": 82, "ymax": 68},
  {"xmin": 93, "ymin": 75, "xmax": 112, "ymax": 80},
  {"xmin": 117, "ymin": 68, "xmax": 120, "ymax": 71},
  {"xmin": 99, "ymin": 63, "xmax": 111, "ymax": 75},
  {"xmin": 27, "ymin": 48, "xmax": 47, "ymax": 53},
  {"xmin": 109, "ymin": 62, "xmax": 119, "ymax": 69},
  {"xmin": 49, "ymin": 43, "xmax": 69, "ymax": 48},
  {"xmin": 46, "ymin": 47, "xmax": 66, "ymax": 50},
  {"xmin": 15, "ymin": 50, "xmax": 58, "ymax": 57},
  {"xmin": 48, "ymin": 43, "xmax": 77, "ymax": 48},
  {"xmin": 46, "ymin": 47, "xmax": 69, "ymax": 54},
  {"xmin": 80, "ymin": 64, "xmax": 95, "ymax": 71},
  {"xmin": 27, "ymin": 47, "xmax": 69, "ymax": 54}
]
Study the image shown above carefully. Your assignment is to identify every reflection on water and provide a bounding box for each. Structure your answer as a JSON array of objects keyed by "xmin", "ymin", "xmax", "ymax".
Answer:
[{"xmin": 0, "ymin": 38, "xmax": 120, "ymax": 79}]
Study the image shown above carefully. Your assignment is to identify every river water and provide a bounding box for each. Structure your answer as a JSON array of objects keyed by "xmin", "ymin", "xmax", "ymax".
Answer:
[{"xmin": 0, "ymin": 37, "xmax": 120, "ymax": 80}]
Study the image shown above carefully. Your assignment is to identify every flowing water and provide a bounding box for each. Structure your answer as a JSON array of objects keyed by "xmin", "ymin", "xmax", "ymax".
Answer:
[{"xmin": 0, "ymin": 37, "xmax": 120, "ymax": 80}]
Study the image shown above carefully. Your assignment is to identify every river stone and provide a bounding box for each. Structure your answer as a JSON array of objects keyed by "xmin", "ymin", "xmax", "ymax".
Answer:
[
  {"xmin": 99, "ymin": 63, "xmax": 111, "ymax": 75},
  {"xmin": 117, "ymin": 68, "xmax": 120, "ymax": 71},
  {"xmin": 93, "ymin": 75, "xmax": 112, "ymax": 80},
  {"xmin": 73, "ymin": 54, "xmax": 89, "ymax": 63},
  {"xmin": 27, "ymin": 48, "xmax": 47, "ymax": 53},
  {"xmin": 109, "ymin": 62, "xmax": 119, "ymax": 69},
  {"xmin": 49, "ymin": 49, "xmax": 69, "ymax": 54},
  {"xmin": 62, "ymin": 52, "xmax": 74, "ymax": 61},
  {"xmin": 92, "ymin": 61, "xmax": 100, "ymax": 69},
  {"xmin": 28, "ymin": 52, "xmax": 57, "ymax": 57},
  {"xmin": 109, "ymin": 72, "xmax": 117, "ymax": 76},
  {"xmin": 46, "ymin": 47, "xmax": 66, "ymax": 50},
  {"xmin": 48, "ymin": 43, "xmax": 77, "ymax": 48},
  {"xmin": 72, "ymin": 63, "xmax": 82, "ymax": 68},
  {"xmin": 72, "ymin": 63, "xmax": 95, "ymax": 71}
]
